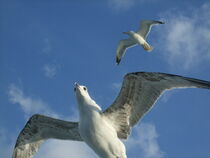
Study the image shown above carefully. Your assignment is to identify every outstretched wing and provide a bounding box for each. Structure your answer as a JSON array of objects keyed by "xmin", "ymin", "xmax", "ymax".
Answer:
[
  {"xmin": 12, "ymin": 114, "xmax": 82, "ymax": 158},
  {"xmin": 116, "ymin": 38, "xmax": 136, "ymax": 64},
  {"xmin": 103, "ymin": 72, "xmax": 210, "ymax": 139},
  {"xmin": 137, "ymin": 20, "xmax": 164, "ymax": 39}
]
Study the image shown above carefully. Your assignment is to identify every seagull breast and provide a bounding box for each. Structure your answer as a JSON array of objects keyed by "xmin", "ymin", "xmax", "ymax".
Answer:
[{"xmin": 78, "ymin": 104, "xmax": 127, "ymax": 158}]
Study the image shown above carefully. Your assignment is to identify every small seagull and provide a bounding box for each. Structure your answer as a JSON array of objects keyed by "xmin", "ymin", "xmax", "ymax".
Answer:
[
  {"xmin": 116, "ymin": 20, "xmax": 164, "ymax": 64},
  {"xmin": 12, "ymin": 72, "xmax": 210, "ymax": 158}
]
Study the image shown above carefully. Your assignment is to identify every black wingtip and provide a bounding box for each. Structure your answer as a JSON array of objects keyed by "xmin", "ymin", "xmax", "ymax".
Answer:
[
  {"xmin": 116, "ymin": 57, "xmax": 121, "ymax": 65},
  {"xmin": 128, "ymin": 72, "xmax": 210, "ymax": 90},
  {"xmin": 183, "ymin": 77, "xmax": 210, "ymax": 89},
  {"xmin": 158, "ymin": 21, "xmax": 165, "ymax": 24}
]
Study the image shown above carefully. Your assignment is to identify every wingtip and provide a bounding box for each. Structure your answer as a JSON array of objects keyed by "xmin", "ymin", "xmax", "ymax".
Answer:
[
  {"xmin": 116, "ymin": 57, "xmax": 121, "ymax": 65},
  {"xmin": 152, "ymin": 20, "xmax": 165, "ymax": 24},
  {"xmin": 158, "ymin": 21, "xmax": 165, "ymax": 24},
  {"xmin": 140, "ymin": 20, "xmax": 165, "ymax": 24}
]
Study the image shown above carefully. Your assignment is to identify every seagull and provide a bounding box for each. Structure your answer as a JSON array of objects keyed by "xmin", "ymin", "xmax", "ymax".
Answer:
[
  {"xmin": 12, "ymin": 72, "xmax": 210, "ymax": 158},
  {"xmin": 116, "ymin": 20, "xmax": 164, "ymax": 64}
]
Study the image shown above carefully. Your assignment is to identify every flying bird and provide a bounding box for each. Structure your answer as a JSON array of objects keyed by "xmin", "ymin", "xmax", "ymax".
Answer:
[
  {"xmin": 116, "ymin": 20, "xmax": 164, "ymax": 64},
  {"xmin": 12, "ymin": 72, "xmax": 210, "ymax": 158}
]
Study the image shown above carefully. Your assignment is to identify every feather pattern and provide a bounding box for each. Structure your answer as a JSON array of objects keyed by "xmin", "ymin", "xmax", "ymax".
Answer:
[
  {"xmin": 116, "ymin": 38, "xmax": 136, "ymax": 64},
  {"xmin": 12, "ymin": 114, "xmax": 82, "ymax": 158},
  {"xmin": 103, "ymin": 72, "xmax": 210, "ymax": 139}
]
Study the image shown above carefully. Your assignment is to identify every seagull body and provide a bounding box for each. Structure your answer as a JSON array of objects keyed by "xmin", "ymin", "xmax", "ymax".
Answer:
[
  {"xmin": 79, "ymin": 110, "xmax": 126, "ymax": 158},
  {"xmin": 12, "ymin": 72, "xmax": 210, "ymax": 158},
  {"xmin": 116, "ymin": 20, "xmax": 164, "ymax": 64},
  {"xmin": 75, "ymin": 83, "xmax": 127, "ymax": 158},
  {"xmin": 124, "ymin": 31, "xmax": 151, "ymax": 51}
]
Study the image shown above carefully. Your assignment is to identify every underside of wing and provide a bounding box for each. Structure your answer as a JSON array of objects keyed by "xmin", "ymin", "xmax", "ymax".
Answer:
[
  {"xmin": 12, "ymin": 140, "xmax": 44, "ymax": 158},
  {"xmin": 116, "ymin": 38, "xmax": 136, "ymax": 64},
  {"xmin": 12, "ymin": 114, "xmax": 82, "ymax": 158},
  {"xmin": 103, "ymin": 72, "xmax": 210, "ymax": 139}
]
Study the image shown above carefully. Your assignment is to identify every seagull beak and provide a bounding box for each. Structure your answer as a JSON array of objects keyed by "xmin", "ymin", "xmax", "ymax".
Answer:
[
  {"xmin": 74, "ymin": 82, "xmax": 79, "ymax": 92},
  {"xmin": 123, "ymin": 32, "xmax": 128, "ymax": 34}
]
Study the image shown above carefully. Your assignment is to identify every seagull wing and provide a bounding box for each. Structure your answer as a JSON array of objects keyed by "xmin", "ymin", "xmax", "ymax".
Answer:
[
  {"xmin": 12, "ymin": 114, "xmax": 82, "ymax": 158},
  {"xmin": 103, "ymin": 72, "xmax": 210, "ymax": 139},
  {"xmin": 137, "ymin": 20, "xmax": 164, "ymax": 39},
  {"xmin": 116, "ymin": 38, "xmax": 136, "ymax": 64}
]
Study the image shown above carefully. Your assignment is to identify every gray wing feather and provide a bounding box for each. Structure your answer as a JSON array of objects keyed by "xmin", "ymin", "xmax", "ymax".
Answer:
[
  {"xmin": 103, "ymin": 72, "xmax": 210, "ymax": 139},
  {"xmin": 116, "ymin": 38, "xmax": 136, "ymax": 64},
  {"xmin": 12, "ymin": 114, "xmax": 82, "ymax": 158},
  {"xmin": 137, "ymin": 20, "xmax": 164, "ymax": 39}
]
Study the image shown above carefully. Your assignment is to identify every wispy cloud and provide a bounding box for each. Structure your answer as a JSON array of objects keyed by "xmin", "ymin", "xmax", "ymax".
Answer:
[
  {"xmin": 126, "ymin": 122, "xmax": 165, "ymax": 158},
  {"xmin": 35, "ymin": 140, "xmax": 97, "ymax": 158},
  {"xmin": 43, "ymin": 64, "xmax": 60, "ymax": 78},
  {"xmin": 8, "ymin": 84, "xmax": 58, "ymax": 118},
  {"xmin": 157, "ymin": 3, "xmax": 210, "ymax": 70}
]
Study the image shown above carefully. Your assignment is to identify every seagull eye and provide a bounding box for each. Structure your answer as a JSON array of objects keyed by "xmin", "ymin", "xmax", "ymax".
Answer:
[{"xmin": 83, "ymin": 87, "xmax": 87, "ymax": 91}]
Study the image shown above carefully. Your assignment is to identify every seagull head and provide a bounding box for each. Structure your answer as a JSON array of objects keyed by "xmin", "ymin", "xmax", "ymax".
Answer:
[
  {"xmin": 74, "ymin": 82, "xmax": 92, "ymax": 105},
  {"xmin": 123, "ymin": 31, "xmax": 134, "ymax": 35}
]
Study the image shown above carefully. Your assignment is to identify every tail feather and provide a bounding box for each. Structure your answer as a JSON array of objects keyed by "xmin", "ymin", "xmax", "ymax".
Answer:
[{"xmin": 142, "ymin": 42, "xmax": 153, "ymax": 52}]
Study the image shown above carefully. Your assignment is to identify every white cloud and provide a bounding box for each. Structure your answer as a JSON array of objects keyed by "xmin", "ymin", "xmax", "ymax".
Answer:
[
  {"xmin": 126, "ymin": 122, "xmax": 165, "ymax": 158},
  {"xmin": 43, "ymin": 64, "xmax": 60, "ymax": 78},
  {"xmin": 35, "ymin": 140, "xmax": 97, "ymax": 158},
  {"xmin": 8, "ymin": 84, "xmax": 58, "ymax": 118},
  {"xmin": 157, "ymin": 3, "xmax": 210, "ymax": 70}
]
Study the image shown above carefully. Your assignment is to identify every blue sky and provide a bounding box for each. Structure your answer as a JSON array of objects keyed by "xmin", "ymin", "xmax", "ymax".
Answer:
[{"xmin": 0, "ymin": 0, "xmax": 210, "ymax": 158}]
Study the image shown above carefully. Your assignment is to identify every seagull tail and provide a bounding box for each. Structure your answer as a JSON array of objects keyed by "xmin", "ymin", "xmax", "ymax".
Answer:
[{"xmin": 142, "ymin": 42, "xmax": 153, "ymax": 52}]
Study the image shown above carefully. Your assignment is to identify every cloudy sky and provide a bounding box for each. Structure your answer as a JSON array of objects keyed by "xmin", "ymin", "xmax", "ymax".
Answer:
[{"xmin": 0, "ymin": 0, "xmax": 210, "ymax": 158}]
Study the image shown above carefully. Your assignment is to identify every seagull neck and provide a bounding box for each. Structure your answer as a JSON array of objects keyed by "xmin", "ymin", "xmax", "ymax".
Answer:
[{"xmin": 77, "ymin": 97, "xmax": 102, "ymax": 114}]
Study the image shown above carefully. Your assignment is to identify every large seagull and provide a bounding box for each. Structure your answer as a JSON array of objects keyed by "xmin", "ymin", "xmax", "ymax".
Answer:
[
  {"xmin": 116, "ymin": 20, "xmax": 164, "ymax": 64},
  {"xmin": 12, "ymin": 72, "xmax": 210, "ymax": 158}
]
